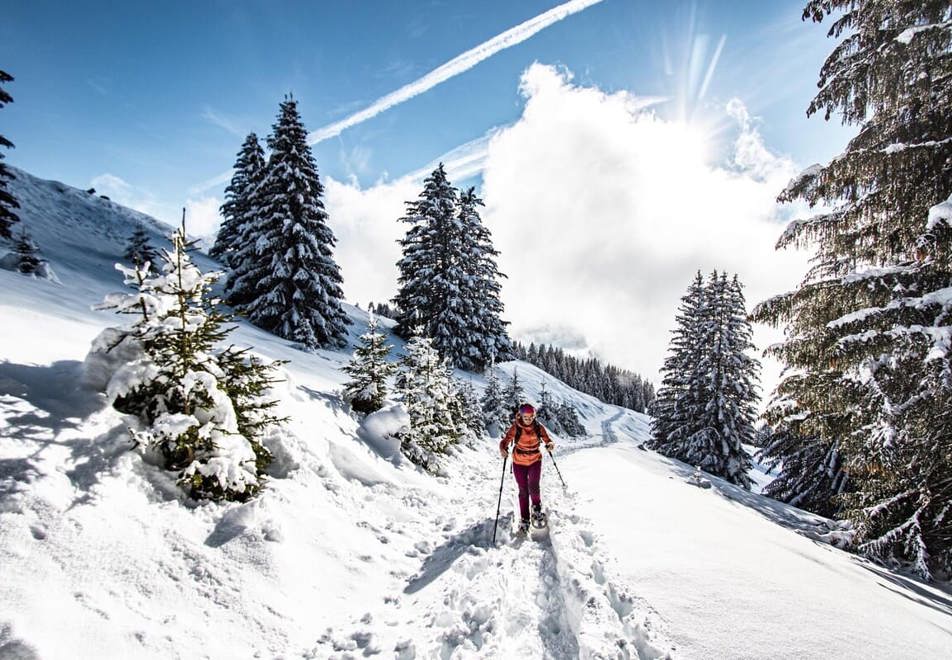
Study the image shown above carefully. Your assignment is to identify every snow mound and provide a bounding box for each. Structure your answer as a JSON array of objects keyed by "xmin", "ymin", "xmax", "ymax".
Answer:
[{"xmin": 356, "ymin": 403, "xmax": 408, "ymax": 461}]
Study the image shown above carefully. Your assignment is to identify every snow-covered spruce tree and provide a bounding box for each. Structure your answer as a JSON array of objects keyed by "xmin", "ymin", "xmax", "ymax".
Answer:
[
  {"xmin": 479, "ymin": 355, "xmax": 509, "ymax": 434},
  {"xmin": 123, "ymin": 224, "xmax": 158, "ymax": 274},
  {"xmin": 652, "ymin": 272, "xmax": 759, "ymax": 487},
  {"xmin": 342, "ymin": 313, "xmax": 396, "ymax": 414},
  {"xmin": 394, "ymin": 333, "xmax": 462, "ymax": 472},
  {"xmin": 393, "ymin": 168, "xmax": 511, "ymax": 371},
  {"xmin": 555, "ymin": 402, "xmax": 585, "ymax": 438},
  {"xmin": 212, "ymin": 132, "xmax": 266, "ymax": 270},
  {"xmin": 692, "ymin": 273, "xmax": 758, "ymax": 487},
  {"xmin": 752, "ymin": 0, "xmax": 952, "ymax": 578},
  {"xmin": 392, "ymin": 163, "xmax": 472, "ymax": 367},
  {"xmin": 13, "ymin": 226, "xmax": 43, "ymax": 275},
  {"xmin": 649, "ymin": 272, "xmax": 707, "ymax": 450},
  {"xmin": 457, "ymin": 187, "xmax": 513, "ymax": 368},
  {"xmin": 93, "ymin": 224, "xmax": 283, "ymax": 501},
  {"xmin": 452, "ymin": 377, "xmax": 485, "ymax": 444},
  {"xmin": 0, "ymin": 70, "xmax": 18, "ymax": 240},
  {"xmin": 536, "ymin": 381, "xmax": 564, "ymax": 435},
  {"xmin": 501, "ymin": 368, "xmax": 526, "ymax": 421},
  {"xmin": 239, "ymin": 97, "xmax": 349, "ymax": 349}
]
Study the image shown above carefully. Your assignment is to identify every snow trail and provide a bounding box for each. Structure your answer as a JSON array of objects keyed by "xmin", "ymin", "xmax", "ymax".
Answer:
[{"xmin": 306, "ymin": 430, "xmax": 675, "ymax": 659}]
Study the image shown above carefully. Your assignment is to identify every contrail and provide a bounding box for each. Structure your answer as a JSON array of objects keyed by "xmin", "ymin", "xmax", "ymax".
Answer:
[
  {"xmin": 190, "ymin": 0, "xmax": 607, "ymax": 195},
  {"xmin": 307, "ymin": 0, "xmax": 607, "ymax": 145}
]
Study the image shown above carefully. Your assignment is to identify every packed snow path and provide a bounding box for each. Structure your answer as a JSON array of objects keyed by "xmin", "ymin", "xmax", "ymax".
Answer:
[{"xmin": 305, "ymin": 436, "xmax": 675, "ymax": 659}]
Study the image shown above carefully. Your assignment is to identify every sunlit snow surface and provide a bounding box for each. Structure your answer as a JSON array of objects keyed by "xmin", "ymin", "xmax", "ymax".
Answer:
[{"xmin": 1, "ymin": 168, "xmax": 950, "ymax": 658}]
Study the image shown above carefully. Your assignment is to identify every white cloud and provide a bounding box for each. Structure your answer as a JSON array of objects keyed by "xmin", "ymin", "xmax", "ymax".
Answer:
[
  {"xmin": 476, "ymin": 63, "xmax": 809, "ymax": 398},
  {"xmin": 184, "ymin": 196, "xmax": 223, "ymax": 238},
  {"xmin": 323, "ymin": 176, "xmax": 419, "ymax": 308}
]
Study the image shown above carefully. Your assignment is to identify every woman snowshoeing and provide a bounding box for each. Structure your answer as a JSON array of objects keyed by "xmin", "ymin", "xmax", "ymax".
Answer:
[{"xmin": 499, "ymin": 403, "xmax": 555, "ymax": 534}]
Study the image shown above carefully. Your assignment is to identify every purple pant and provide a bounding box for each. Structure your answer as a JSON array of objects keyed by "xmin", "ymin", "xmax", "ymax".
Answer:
[{"xmin": 513, "ymin": 461, "xmax": 542, "ymax": 520}]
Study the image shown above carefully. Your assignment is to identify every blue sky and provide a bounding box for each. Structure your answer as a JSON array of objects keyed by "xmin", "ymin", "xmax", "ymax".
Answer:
[
  {"xmin": 4, "ymin": 0, "xmax": 850, "ymax": 211},
  {"xmin": 2, "ymin": 0, "xmax": 855, "ymax": 387}
]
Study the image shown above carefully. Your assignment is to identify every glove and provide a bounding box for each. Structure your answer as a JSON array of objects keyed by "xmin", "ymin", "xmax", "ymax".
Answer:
[
  {"xmin": 546, "ymin": 442, "xmax": 555, "ymax": 452},
  {"xmin": 500, "ymin": 447, "xmax": 508, "ymax": 458}
]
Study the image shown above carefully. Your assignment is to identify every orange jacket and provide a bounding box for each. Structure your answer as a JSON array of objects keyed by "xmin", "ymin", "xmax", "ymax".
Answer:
[{"xmin": 500, "ymin": 420, "xmax": 552, "ymax": 466}]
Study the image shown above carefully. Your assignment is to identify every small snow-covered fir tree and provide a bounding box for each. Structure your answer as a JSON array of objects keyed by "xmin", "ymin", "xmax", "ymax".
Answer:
[
  {"xmin": 536, "ymin": 381, "xmax": 563, "ymax": 434},
  {"xmin": 238, "ymin": 97, "xmax": 350, "ymax": 348},
  {"xmin": 753, "ymin": 0, "xmax": 952, "ymax": 578},
  {"xmin": 123, "ymin": 224, "xmax": 158, "ymax": 273},
  {"xmin": 555, "ymin": 401, "xmax": 585, "ymax": 438},
  {"xmin": 342, "ymin": 313, "xmax": 396, "ymax": 414},
  {"xmin": 0, "ymin": 70, "xmax": 19, "ymax": 240},
  {"xmin": 213, "ymin": 132, "xmax": 266, "ymax": 270},
  {"xmin": 395, "ymin": 333, "xmax": 462, "ymax": 472},
  {"xmin": 480, "ymin": 355, "xmax": 509, "ymax": 435},
  {"xmin": 452, "ymin": 377, "xmax": 485, "ymax": 444},
  {"xmin": 501, "ymin": 368, "xmax": 526, "ymax": 422},
  {"xmin": 12, "ymin": 226, "xmax": 42, "ymax": 274},
  {"xmin": 91, "ymin": 221, "xmax": 284, "ymax": 501}
]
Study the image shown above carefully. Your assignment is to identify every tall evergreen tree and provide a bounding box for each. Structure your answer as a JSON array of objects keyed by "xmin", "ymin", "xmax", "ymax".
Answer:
[
  {"xmin": 124, "ymin": 224, "xmax": 158, "ymax": 273},
  {"xmin": 394, "ymin": 164, "xmax": 458, "ymax": 340},
  {"xmin": 342, "ymin": 313, "xmax": 396, "ymax": 414},
  {"xmin": 393, "ymin": 169, "xmax": 511, "ymax": 371},
  {"xmin": 238, "ymin": 98, "xmax": 350, "ymax": 349},
  {"xmin": 753, "ymin": 0, "xmax": 952, "ymax": 578},
  {"xmin": 650, "ymin": 272, "xmax": 707, "ymax": 450},
  {"xmin": 457, "ymin": 187, "xmax": 513, "ymax": 368},
  {"xmin": 652, "ymin": 272, "xmax": 759, "ymax": 487},
  {"xmin": 213, "ymin": 132, "xmax": 266, "ymax": 268},
  {"xmin": 0, "ymin": 70, "xmax": 19, "ymax": 239}
]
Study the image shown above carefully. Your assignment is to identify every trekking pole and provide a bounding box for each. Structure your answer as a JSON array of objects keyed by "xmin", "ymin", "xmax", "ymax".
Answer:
[
  {"xmin": 491, "ymin": 453, "xmax": 508, "ymax": 545},
  {"xmin": 547, "ymin": 446, "xmax": 567, "ymax": 489}
]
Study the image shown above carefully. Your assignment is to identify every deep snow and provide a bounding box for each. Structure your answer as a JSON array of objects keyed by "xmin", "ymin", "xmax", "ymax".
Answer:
[{"xmin": 1, "ymin": 168, "xmax": 950, "ymax": 659}]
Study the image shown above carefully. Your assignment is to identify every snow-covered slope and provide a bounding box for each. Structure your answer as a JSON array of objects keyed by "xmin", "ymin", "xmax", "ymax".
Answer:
[{"xmin": 1, "ymin": 169, "xmax": 950, "ymax": 659}]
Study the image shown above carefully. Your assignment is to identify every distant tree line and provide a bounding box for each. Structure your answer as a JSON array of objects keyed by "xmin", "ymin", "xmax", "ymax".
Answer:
[{"xmin": 511, "ymin": 341, "xmax": 655, "ymax": 413}]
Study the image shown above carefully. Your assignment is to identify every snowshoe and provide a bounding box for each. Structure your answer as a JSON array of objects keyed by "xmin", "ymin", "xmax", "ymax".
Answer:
[
  {"xmin": 516, "ymin": 519, "xmax": 531, "ymax": 536},
  {"xmin": 531, "ymin": 504, "xmax": 548, "ymax": 529}
]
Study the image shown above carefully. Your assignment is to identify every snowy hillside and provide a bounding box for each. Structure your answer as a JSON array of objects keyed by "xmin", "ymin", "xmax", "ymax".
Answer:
[{"xmin": 1, "ymin": 168, "xmax": 950, "ymax": 659}]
